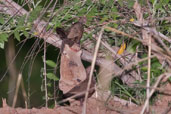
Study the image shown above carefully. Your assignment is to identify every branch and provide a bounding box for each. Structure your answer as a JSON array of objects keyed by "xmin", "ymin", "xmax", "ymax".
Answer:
[
  {"xmin": 0, "ymin": 1, "xmax": 109, "ymax": 68},
  {"xmin": 0, "ymin": 0, "xmax": 139, "ymax": 85}
]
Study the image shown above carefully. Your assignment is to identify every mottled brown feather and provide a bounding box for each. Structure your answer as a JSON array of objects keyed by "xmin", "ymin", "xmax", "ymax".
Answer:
[
  {"xmin": 56, "ymin": 16, "xmax": 86, "ymax": 52},
  {"xmin": 63, "ymin": 66, "xmax": 96, "ymax": 101}
]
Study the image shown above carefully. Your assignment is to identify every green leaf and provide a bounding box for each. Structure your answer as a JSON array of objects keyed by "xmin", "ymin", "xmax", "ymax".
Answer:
[
  {"xmin": 0, "ymin": 42, "xmax": 4, "ymax": 49},
  {"xmin": 168, "ymin": 77, "xmax": 171, "ymax": 82},
  {"xmin": 0, "ymin": 16, "xmax": 5, "ymax": 24},
  {"xmin": 73, "ymin": 4, "xmax": 80, "ymax": 10},
  {"xmin": 141, "ymin": 67, "xmax": 147, "ymax": 71},
  {"xmin": 28, "ymin": 6, "xmax": 42, "ymax": 22},
  {"xmin": 0, "ymin": 33, "xmax": 8, "ymax": 42},
  {"xmin": 23, "ymin": 30, "xmax": 29, "ymax": 38},
  {"xmin": 88, "ymin": 7, "xmax": 98, "ymax": 16},
  {"xmin": 47, "ymin": 73, "xmax": 59, "ymax": 81},
  {"xmin": 100, "ymin": 16, "xmax": 109, "ymax": 23},
  {"xmin": 118, "ymin": 0, "xmax": 123, "ymax": 7},
  {"xmin": 127, "ymin": 0, "xmax": 134, "ymax": 8},
  {"xmin": 126, "ymin": 40, "xmax": 140, "ymax": 53},
  {"xmin": 150, "ymin": 0, "xmax": 155, "ymax": 4},
  {"xmin": 46, "ymin": 60, "xmax": 56, "ymax": 68},
  {"xmin": 85, "ymin": 0, "xmax": 91, "ymax": 5},
  {"xmin": 78, "ymin": 7, "xmax": 88, "ymax": 16},
  {"xmin": 113, "ymin": 23, "xmax": 118, "ymax": 28},
  {"xmin": 111, "ymin": 6, "xmax": 117, "ymax": 12},
  {"xmin": 48, "ymin": 92, "xmax": 53, "ymax": 97},
  {"xmin": 63, "ymin": 14, "xmax": 72, "ymax": 20},
  {"xmin": 15, "ymin": 26, "xmax": 26, "ymax": 31},
  {"xmin": 14, "ymin": 30, "xmax": 20, "ymax": 41},
  {"xmin": 18, "ymin": 15, "xmax": 26, "ymax": 26},
  {"xmin": 99, "ymin": 0, "xmax": 106, "ymax": 5},
  {"xmin": 47, "ymin": 82, "xmax": 52, "ymax": 87}
]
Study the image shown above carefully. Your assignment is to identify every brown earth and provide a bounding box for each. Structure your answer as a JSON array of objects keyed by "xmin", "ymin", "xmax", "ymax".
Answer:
[{"xmin": 1, "ymin": 83, "xmax": 171, "ymax": 114}]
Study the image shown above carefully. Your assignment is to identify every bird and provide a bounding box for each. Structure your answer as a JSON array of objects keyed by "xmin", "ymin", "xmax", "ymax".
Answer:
[
  {"xmin": 56, "ymin": 27, "xmax": 67, "ymax": 40},
  {"xmin": 56, "ymin": 16, "xmax": 86, "ymax": 53},
  {"xmin": 62, "ymin": 66, "xmax": 96, "ymax": 103},
  {"xmin": 56, "ymin": 27, "xmax": 74, "ymax": 53},
  {"xmin": 66, "ymin": 16, "xmax": 86, "ymax": 44}
]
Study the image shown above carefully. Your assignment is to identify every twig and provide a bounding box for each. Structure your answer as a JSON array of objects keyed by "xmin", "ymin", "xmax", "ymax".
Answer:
[
  {"xmin": 132, "ymin": 21, "xmax": 171, "ymax": 43},
  {"xmin": 155, "ymin": 17, "xmax": 171, "ymax": 22},
  {"xmin": 104, "ymin": 26, "xmax": 143, "ymax": 43},
  {"xmin": 104, "ymin": 55, "xmax": 156, "ymax": 81},
  {"xmin": 140, "ymin": 73, "xmax": 171, "ymax": 114},
  {"xmin": 104, "ymin": 26, "xmax": 171, "ymax": 62},
  {"xmin": 146, "ymin": 33, "xmax": 152, "ymax": 112},
  {"xmin": 82, "ymin": 27, "xmax": 104, "ymax": 114},
  {"xmin": 57, "ymin": 87, "xmax": 95, "ymax": 105},
  {"xmin": 1, "ymin": 0, "xmax": 29, "ymax": 29},
  {"xmin": 0, "ymin": 0, "xmax": 120, "ymax": 85},
  {"xmin": 20, "ymin": 75, "xmax": 27, "ymax": 108},
  {"xmin": 12, "ymin": 73, "xmax": 22, "ymax": 108},
  {"xmin": 133, "ymin": 85, "xmax": 171, "ymax": 93},
  {"xmin": 152, "ymin": 0, "xmax": 157, "ymax": 18},
  {"xmin": 53, "ymin": 55, "xmax": 60, "ymax": 106},
  {"xmin": 43, "ymin": 41, "xmax": 48, "ymax": 107}
]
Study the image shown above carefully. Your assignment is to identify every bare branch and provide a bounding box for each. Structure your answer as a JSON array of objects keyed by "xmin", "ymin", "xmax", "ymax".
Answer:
[{"xmin": 0, "ymin": 0, "xmax": 135, "ymax": 80}]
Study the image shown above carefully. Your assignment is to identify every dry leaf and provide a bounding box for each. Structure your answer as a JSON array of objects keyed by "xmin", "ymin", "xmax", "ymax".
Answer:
[{"xmin": 117, "ymin": 42, "xmax": 126, "ymax": 55}]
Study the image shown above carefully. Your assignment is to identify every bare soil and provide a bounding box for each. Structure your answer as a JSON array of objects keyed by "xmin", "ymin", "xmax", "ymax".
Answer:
[{"xmin": 1, "ymin": 83, "xmax": 171, "ymax": 114}]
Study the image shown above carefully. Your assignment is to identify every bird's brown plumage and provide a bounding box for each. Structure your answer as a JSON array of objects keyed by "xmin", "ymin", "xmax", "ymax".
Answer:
[
  {"xmin": 56, "ymin": 27, "xmax": 67, "ymax": 40},
  {"xmin": 63, "ymin": 66, "xmax": 96, "ymax": 101},
  {"xmin": 56, "ymin": 17, "xmax": 86, "ymax": 53},
  {"xmin": 66, "ymin": 22, "xmax": 84, "ymax": 44}
]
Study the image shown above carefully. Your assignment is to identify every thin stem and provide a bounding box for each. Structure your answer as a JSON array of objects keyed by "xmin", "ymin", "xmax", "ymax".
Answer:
[
  {"xmin": 140, "ymin": 73, "xmax": 170, "ymax": 114},
  {"xmin": 146, "ymin": 34, "xmax": 152, "ymax": 113},
  {"xmin": 12, "ymin": 73, "xmax": 22, "ymax": 108},
  {"xmin": 44, "ymin": 41, "xmax": 48, "ymax": 107},
  {"xmin": 82, "ymin": 27, "xmax": 104, "ymax": 114}
]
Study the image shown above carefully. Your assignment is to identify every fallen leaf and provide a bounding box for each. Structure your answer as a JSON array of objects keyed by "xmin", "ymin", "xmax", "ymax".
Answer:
[{"xmin": 117, "ymin": 42, "xmax": 126, "ymax": 55}]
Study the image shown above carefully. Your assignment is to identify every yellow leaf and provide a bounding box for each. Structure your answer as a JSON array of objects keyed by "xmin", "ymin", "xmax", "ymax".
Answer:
[
  {"xmin": 130, "ymin": 18, "xmax": 134, "ymax": 22},
  {"xmin": 117, "ymin": 42, "xmax": 126, "ymax": 55},
  {"xmin": 34, "ymin": 32, "xmax": 39, "ymax": 35}
]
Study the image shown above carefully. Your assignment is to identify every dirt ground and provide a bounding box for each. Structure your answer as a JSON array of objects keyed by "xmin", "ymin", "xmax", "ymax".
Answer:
[{"xmin": 1, "ymin": 83, "xmax": 171, "ymax": 114}]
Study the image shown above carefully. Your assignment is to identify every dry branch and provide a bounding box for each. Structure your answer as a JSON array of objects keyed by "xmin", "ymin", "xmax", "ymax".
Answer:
[
  {"xmin": 0, "ymin": 0, "xmax": 139, "ymax": 84},
  {"xmin": 140, "ymin": 73, "xmax": 171, "ymax": 114}
]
